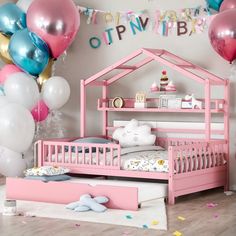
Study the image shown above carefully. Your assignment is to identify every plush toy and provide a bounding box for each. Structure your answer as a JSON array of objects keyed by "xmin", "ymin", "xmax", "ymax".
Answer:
[
  {"xmin": 66, "ymin": 194, "xmax": 109, "ymax": 213},
  {"xmin": 184, "ymin": 94, "xmax": 202, "ymax": 109},
  {"xmin": 112, "ymin": 119, "xmax": 156, "ymax": 147}
]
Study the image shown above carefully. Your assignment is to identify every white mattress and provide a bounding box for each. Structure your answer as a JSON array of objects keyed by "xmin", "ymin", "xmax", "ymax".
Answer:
[{"xmin": 67, "ymin": 177, "xmax": 168, "ymax": 202}]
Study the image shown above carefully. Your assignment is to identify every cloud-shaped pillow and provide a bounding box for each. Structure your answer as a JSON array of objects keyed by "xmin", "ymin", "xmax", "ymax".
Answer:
[{"xmin": 112, "ymin": 119, "xmax": 156, "ymax": 147}]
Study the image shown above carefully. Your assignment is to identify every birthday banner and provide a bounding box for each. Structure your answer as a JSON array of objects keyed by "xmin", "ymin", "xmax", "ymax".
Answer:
[{"xmin": 77, "ymin": 5, "xmax": 213, "ymax": 49}]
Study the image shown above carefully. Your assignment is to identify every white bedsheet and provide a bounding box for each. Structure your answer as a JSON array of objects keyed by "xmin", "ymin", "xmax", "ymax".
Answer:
[{"xmin": 68, "ymin": 177, "xmax": 168, "ymax": 202}]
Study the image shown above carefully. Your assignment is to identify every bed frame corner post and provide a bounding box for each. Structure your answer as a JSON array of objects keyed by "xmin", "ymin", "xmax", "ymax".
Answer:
[
  {"xmin": 102, "ymin": 80, "xmax": 108, "ymax": 137},
  {"xmin": 37, "ymin": 140, "xmax": 43, "ymax": 167},
  {"xmin": 168, "ymin": 146, "xmax": 175, "ymax": 205},
  {"xmin": 80, "ymin": 79, "xmax": 86, "ymax": 137},
  {"xmin": 224, "ymin": 79, "xmax": 230, "ymax": 191},
  {"xmin": 205, "ymin": 79, "xmax": 211, "ymax": 141}
]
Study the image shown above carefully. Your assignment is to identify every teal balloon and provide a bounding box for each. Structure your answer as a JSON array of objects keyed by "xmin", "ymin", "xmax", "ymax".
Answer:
[
  {"xmin": 207, "ymin": 0, "xmax": 224, "ymax": 11},
  {"xmin": 9, "ymin": 29, "xmax": 49, "ymax": 76},
  {"xmin": 0, "ymin": 3, "xmax": 26, "ymax": 35}
]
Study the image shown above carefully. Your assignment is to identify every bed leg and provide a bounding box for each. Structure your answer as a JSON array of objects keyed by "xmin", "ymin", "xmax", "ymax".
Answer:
[
  {"xmin": 168, "ymin": 185, "xmax": 175, "ymax": 205},
  {"xmin": 224, "ymin": 184, "xmax": 229, "ymax": 192},
  {"xmin": 168, "ymin": 195, "xmax": 175, "ymax": 205}
]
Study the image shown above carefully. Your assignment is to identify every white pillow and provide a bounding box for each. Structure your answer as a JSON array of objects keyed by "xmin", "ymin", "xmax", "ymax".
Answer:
[
  {"xmin": 24, "ymin": 166, "xmax": 70, "ymax": 176},
  {"xmin": 120, "ymin": 145, "xmax": 164, "ymax": 155},
  {"xmin": 106, "ymin": 145, "xmax": 164, "ymax": 158},
  {"xmin": 112, "ymin": 119, "xmax": 156, "ymax": 147}
]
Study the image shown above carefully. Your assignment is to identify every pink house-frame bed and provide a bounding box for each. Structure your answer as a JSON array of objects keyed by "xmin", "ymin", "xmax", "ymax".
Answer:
[{"xmin": 36, "ymin": 48, "xmax": 229, "ymax": 204}]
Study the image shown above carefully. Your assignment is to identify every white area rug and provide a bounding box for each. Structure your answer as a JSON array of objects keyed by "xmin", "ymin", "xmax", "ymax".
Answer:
[{"xmin": 0, "ymin": 184, "xmax": 167, "ymax": 230}]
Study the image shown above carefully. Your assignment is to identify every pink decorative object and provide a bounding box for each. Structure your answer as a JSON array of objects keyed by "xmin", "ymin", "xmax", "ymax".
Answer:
[
  {"xmin": 160, "ymin": 70, "xmax": 169, "ymax": 91},
  {"xmin": 27, "ymin": 0, "xmax": 80, "ymax": 58},
  {"xmin": 206, "ymin": 203, "xmax": 218, "ymax": 208},
  {"xmin": 150, "ymin": 82, "xmax": 159, "ymax": 92},
  {"xmin": 0, "ymin": 64, "xmax": 22, "ymax": 84},
  {"xmin": 31, "ymin": 100, "xmax": 49, "ymax": 122},
  {"xmin": 220, "ymin": 0, "xmax": 236, "ymax": 12},
  {"xmin": 208, "ymin": 9, "xmax": 236, "ymax": 63},
  {"xmin": 165, "ymin": 81, "xmax": 176, "ymax": 92}
]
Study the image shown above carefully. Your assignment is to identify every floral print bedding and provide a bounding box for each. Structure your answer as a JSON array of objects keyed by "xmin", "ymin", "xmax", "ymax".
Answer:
[{"xmin": 121, "ymin": 150, "xmax": 169, "ymax": 172}]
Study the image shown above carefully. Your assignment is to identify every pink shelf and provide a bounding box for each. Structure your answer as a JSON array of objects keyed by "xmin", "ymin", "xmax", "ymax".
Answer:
[
  {"xmin": 97, "ymin": 98, "xmax": 225, "ymax": 113},
  {"xmin": 97, "ymin": 107, "xmax": 224, "ymax": 113}
]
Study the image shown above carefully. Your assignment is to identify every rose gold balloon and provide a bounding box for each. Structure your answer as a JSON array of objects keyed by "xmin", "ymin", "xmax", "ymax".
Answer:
[
  {"xmin": 220, "ymin": 0, "xmax": 236, "ymax": 12},
  {"xmin": 208, "ymin": 9, "xmax": 236, "ymax": 63},
  {"xmin": 27, "ymin": 0, "xmax": 80, "ymax": 59}
]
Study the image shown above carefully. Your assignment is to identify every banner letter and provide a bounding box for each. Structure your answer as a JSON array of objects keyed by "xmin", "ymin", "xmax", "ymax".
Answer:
[
  {"xmin": 116, "ymin": 25, "xmax": 126, "ymax": 40},
  {"xmin": 89, "ymin": 37, "xmax": 101, "ymax": 49},
  {"xmin": 139, "ymin": 16, "xmax": 149, "ymax": 30},
  {"xmin": 177, "ymin": 21, "xmax": 188, "ymax": 36},
  {"xmin": 130, "ymin": 17, "xmax": 143, "ymax": 35}
]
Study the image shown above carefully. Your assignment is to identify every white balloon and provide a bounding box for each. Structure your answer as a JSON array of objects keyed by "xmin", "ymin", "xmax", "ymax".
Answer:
[
  {"xmin": 23, "ymin": 144, "xmax": 34, "ymax": 169},
  {"xmin": 16, "ymin": 0, "xmax": 34, "ymax": 13},
  {"xmin": 0, "ymin": 146, "xmax": 26, "ymax": 177},
  {"xmin": 4, "ymin": 72, "xmax": 40, "ymax": 110},
  {"xmin": 0, "ymin": 103, "xmax": 35, "ymax": 153},
  {"xmin": 42, "ymin": 76, "xmax": 70, "ymax": 110},
  {"xmin": 0, "ymin": 96, "xmax": 9, "ymax": 107}
]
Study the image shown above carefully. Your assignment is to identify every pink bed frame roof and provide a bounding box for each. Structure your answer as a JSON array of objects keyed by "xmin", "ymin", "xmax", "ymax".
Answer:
[{"xmin": 84, "ymin": 48, "xmax": 226, "ymax": 86}]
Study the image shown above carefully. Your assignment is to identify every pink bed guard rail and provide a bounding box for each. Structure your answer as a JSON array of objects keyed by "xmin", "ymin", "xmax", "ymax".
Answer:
[{"xmin": 35, "ymin": 138, "xmax": 228, "ymax": 176}]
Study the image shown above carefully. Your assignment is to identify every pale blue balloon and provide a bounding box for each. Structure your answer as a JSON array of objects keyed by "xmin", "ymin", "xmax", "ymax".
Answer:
[
  {"xmin": 0, "ymin": 3, "xmax": 26, "ymax": 35},
  {"xmin": 0, "ymin": 86, "xmax": 4, "ymax": 96},
  {"xmin": 9, "ymin": 29, "xmax": 50, "ymax": 76}
]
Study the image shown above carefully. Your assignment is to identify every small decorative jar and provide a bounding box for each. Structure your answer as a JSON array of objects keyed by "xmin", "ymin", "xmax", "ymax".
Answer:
[{"xmin": 3, "ymin": 200, "xmax": 17, "ymax": 216}]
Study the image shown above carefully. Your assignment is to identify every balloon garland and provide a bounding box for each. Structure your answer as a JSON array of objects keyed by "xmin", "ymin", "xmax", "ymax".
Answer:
[{"xmin": 0, "ymin": 0, "xmax": 80, "ymax": 177}]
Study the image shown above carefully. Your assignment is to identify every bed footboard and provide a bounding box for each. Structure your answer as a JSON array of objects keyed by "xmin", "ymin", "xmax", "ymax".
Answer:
[{"xmin": 168, "ymin": 140, "xmax": 228, "ymax": 204}]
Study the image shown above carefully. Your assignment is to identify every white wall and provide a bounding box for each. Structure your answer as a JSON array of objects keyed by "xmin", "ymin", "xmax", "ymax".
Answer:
[{"xmin": 3, "ymin": 0, "xmax": 236, "ymax": 188}]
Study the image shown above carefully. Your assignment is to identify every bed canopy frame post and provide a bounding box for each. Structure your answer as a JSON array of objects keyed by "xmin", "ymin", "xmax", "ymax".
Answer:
[
  {"xmin": 102, "ymin": 80, "xmax": 108, "ymax": 137},
  {"xmin": 224, "ymin": 79, "xmax": 230, "ymax": 191},
  {"xmin": 80, "ymin": 80, "xmax": 86, "ymax": 137},
  {"xmin": 205, "ymin": 79, "xmax": 211, "ymax": 141}
]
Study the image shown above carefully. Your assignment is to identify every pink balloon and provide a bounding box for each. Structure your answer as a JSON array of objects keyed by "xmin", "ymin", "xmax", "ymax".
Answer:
[
  {"xmin": 0, "ymin": 64, "xmax": 22, "ymax": 84},
  {"xmin": 27, "ymin": 0, "xmax": 80, "ymax": 58},
  {"xmin": 31, "ymin": 100, "xmax": 49, "ymax": 122},
  {"xmin": 220, "ymin": 0, "xmax": 236, "ymax": 12},
  {"xmin": 208, "ymin": 9, "xmax": 236, "ymax": 63}
]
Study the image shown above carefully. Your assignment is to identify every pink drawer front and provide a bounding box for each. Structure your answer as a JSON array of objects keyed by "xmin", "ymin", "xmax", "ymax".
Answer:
[{"xmin": 6, "ymin": 178, "xmax": 138, "ymax": 211}]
